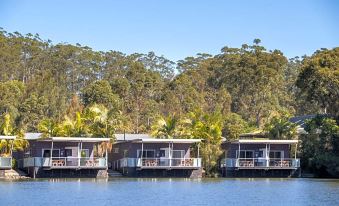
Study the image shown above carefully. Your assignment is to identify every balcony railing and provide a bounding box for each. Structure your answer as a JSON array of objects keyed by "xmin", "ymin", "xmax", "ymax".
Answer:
[
  {"xmin": 23, "ymin": 157, "xmax": 107, "ymax": 169},
  {"xmin": 0, "ymin": 157, "xmax": 12, "ymax": 169},
  {"xmin": 221, "ymin": 158, "xmax": 300, "ymax": 169},
  {"xmin": 113, "ymin": 158, "xmax": 202, "ymax": 170}
]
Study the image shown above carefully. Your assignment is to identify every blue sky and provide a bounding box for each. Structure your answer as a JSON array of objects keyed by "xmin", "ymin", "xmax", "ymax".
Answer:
[{"xmin": 0, "ymin": 0, "xmax": 338, "ymax": 61}]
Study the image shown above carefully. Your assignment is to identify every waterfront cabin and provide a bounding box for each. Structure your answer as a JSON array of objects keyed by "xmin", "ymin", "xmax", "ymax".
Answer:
[
  {"xmin": 111, "ymin": 134, "xmax": 202, "ymax": 177},
  {"xmin": 20, "ymin": 133, "xmax": 109, "ymax": 178},
  {"xmin": 0, "ymin": 135, "xmax": 16, "ymax": 171},
  {"xmin": 221, "ymin": 137, "xmax": 300, "ymax": 177}
]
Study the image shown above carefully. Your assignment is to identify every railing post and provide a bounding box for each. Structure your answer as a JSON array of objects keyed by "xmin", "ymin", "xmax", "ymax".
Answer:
[{"xmin": 50, "ymin": 140, "xmax": 54, "ymax": 167}]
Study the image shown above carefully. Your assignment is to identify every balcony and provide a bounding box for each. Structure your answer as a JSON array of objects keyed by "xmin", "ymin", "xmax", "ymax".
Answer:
[
  {"xmin": 0, "ymin": 157, "xmax": 12, "ymax": 169},
  {"xmin": 23, "ymin": 157, "xmax": 107, "ymax": 169},
  {"xmin": 114, "ymin": 158, "xmax": 202, "ymax": 170},
  {"xmin": 221, "ymin": 158, "xmax": 300, "ymax": 169}
]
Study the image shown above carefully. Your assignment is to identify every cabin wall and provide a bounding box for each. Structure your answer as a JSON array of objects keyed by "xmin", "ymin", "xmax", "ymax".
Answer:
[
  {"xmin": 111, "ymin": 142, "xmax": 192, "ymax": 162},
  {"xmin": 26, "ymin": 141, "xmax": 96, "ymax": 158},
  {"xmin": 222, "ymin": 143, "xmax": 291, "ymax": 158}
]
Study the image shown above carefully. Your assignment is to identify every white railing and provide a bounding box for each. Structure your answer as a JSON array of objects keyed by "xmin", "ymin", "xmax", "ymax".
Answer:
[
  {"xmin": 23, "ymin": 157, "xmax": 107, "ymax": 168},
  {"xmin": 221, "ymin": 158, "xmax": 300, "ymax": 168},
  {"xmin": 0, "ymin": 157, "xmax": 12, "ymax": 168},
  {"xmin": 115, "ymin": 158, "xmax": 202, "ymax": 168}
]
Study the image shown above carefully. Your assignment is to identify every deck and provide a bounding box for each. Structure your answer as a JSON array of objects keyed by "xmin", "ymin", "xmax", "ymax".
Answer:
[
  {"xmin": 0, "ymin": 157, "xmax": 12, "ymax": 169},
  {"xmin": 221, "ymin": 158, "xmax": 300, "ymax": 170},
  {"xmin": 23, "ymin": 157, "xmax": 107, "ymax": 169},
  {"xmin": 114, "ymin": 158, "xmax": 202, "ymax": 170}
]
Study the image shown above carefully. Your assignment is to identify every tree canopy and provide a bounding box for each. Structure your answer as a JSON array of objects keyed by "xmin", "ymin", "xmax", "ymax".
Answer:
[{"xmin": 0, "ymin": 29, "xmax": 338, "ymax": 176}]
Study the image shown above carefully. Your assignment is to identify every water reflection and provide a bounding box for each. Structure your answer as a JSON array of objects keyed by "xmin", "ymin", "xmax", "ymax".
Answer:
[{"xmin": 0, "ymin": 178, "xmax": 338, "ymax": 206}]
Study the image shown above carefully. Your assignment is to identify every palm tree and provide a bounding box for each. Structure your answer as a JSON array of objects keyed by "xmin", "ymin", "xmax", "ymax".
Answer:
[
  {"xmin": 0, "ymin": 113, "xmax": 28, "ymax": 156},
  {"xmin": 59, "ymin": 112, "xmax": 89, "ymax": 137},
  {"xmin": 85, "ymin": 104, "xmax": 117, "ymax": 156},
  {"xmin": 265, "ymin": 116, "xmax": 298, "ymax": 139},
  {"xmin": 188, "ymin": 110, "xmax": 223, "ymax": 176},
  {"xmin": 151, "ymin": 115, "xmax": 179, "ymax": 139},
  {"xmin": 38, "ymin": 118, "xmax": 61, "ymax": 138}
]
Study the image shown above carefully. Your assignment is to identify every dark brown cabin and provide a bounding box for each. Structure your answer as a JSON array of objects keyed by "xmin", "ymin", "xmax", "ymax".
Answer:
[
  {"xmin": 221, "ymin": 138, "xmax": 300, "ymax": 177},
  {"xmin": 19, "ymin": 133, "xmax": 109, "ymax": 178},
  {"xmin": 110, "ymin": 134, "xmax": 202, "ymax": 178}
]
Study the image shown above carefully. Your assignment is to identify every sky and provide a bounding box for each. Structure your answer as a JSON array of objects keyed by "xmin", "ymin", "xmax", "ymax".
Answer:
[{"xmin": 0, "ymin": 0, "xmax": 338, "ymax": 61}]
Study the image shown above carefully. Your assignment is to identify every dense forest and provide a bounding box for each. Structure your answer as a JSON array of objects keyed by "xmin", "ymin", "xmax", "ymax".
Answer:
[{"xmin": 0, "ymin": 29, "xmax": 338, "ymax": 176}]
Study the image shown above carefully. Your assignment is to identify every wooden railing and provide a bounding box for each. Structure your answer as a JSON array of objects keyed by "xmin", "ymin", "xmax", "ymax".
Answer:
[
  {"xmin": 221, "ymin": 158, "xmax": 300, "ymax": 168},
  {"xmin": 23, "ymin": 157, "xmax": 107, "ymax": 169},
  {"xmin": 113, "ymin": 158, "xmax": 202, "ymax": 169},
  {"xmin": 0, "ymin": 157, "xmax": 12, "ymax": 169}
]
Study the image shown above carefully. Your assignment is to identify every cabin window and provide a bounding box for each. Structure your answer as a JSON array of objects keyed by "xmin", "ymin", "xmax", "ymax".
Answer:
[
  {"xmin": 80, "ymin": 149, "xmax": 89, "ymax": 157},
  {"xmin": 159, "ymin": 148, "xmax": 170, "ymax": 158},
  {"xmin": 237, "ymin": 150, "xmax": 254, "ymax": 158},
  {"xmin": 65, "ymin": 149, "xmax": 72, "ymax": 157},
  {"xmin": 42, "ymin": 149, "xmax": 60, "ymax": 157},
  {"xmin": 172, "ymin": 150, "xmax": 185, "ymax": 158},
  {"xmin": 269, "ymin": 151, "xmax": 283, "ymax": 159},
  {"xmin": 113, "ymin": 148, "xmax": 119, "ymax": 153},
  {"xmin": 257, "ymin": 151, "xmax": 264, "ymax": 158},
  {"xmin": 137, "ymin": 150, "xmax": 155, "ymax": 158}
]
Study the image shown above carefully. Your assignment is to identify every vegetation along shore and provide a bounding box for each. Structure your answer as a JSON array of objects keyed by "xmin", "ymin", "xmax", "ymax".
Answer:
[{"xmin": 0, "ymin": 29, "xmax": 338, "ymax": 178}]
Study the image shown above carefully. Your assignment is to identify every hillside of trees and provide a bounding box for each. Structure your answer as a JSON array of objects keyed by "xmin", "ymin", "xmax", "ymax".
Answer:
[{"xmin": 0, "ymin": 29, "xmax": 338, "ymax": 176}]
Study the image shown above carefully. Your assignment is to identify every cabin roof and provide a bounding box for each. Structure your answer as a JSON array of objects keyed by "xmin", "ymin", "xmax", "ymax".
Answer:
[
  {"xmin": 24, "ymin": 133, "xmax": 110, "ymax": 142},
  {"xmin": 37, "ymin": 137, "xmax": 110, "ymax": 142},
  {"xmin": 129, "ymin": 138, "xmax": 202, "ymax": 143},
  {"xmin": 289, "ymin": 114, "xmax": 317, "ymax": 128},
  {"xmin": 115, "ymin": 133, "xmax": 152, "ymax": 141},
  {"xmin": 0, "ymin": 135, "xmax": 16, "ymax": 140},
  {"xmin": 230, "ymin": 139, "xmax": 298, "ymax": 144},
  {"xmin": 25, "ymin": 133, "xmax": 42, "ymax": 140}
]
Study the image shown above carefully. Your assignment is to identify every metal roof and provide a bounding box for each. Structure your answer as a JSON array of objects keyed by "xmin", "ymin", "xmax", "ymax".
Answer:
[
  {"xmin": 230, "ymin": 139, "xmax": 298, "ymax": 144},
  {"xmin": 0, "ymin": 135, "xmax": 16, "ymax": 140},
  {"xmin": 37, "ymin": 137, "xmax": 110, "ymax": 142},
  {"xmin": 25, "ymin": 133, "xmax": 43, "ymax": 140},
  {"xmin": 115, "ymin": 133, "xmax": 152, "ymax": 141},
  {"xmin": 130, "ymin": 138, "xmax": 202, "ymax": 143}
]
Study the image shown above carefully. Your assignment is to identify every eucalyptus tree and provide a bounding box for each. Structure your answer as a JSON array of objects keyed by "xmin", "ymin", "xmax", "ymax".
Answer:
[
  {"xmin": 296, "ymin": 48, "xmax": 339, "ymax": 116},
  {"xmin": 214, "ymin": 40, "xmax": 289, "ymax": 128}
]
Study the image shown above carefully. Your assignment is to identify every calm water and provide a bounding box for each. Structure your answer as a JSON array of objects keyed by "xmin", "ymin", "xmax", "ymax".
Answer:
[{"xmin": 0, "ymin": 178, "xmax": 339, "ymax": 206}]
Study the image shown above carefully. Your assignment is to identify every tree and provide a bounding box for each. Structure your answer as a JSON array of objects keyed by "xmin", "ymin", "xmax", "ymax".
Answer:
[
  {"xmin": 18, "ymin": 92, "xmax": 49, "ymax": 131},
  {"xmin": 38, "ymin": 118, "xmax": 62, "ymax": 138},
  {"xmin": 189, "ymin": 110, "xmax": 223, "ymax": 176},
  {"xmin": 84, "ymin": 104, "xmax": 117, "ymax": 157},
  {"xmin": 0, "ymin": 81, "xmax": 25, "ymax": 120},
  {"xmin": 223, "ymin": 113, "xmax": 252, "ymax": 141},
  {"xmin": 0, "ymin": 113, "xmax": 28, "ymax": 156},
  {"xmin": 300, "ymin": 115, "xmax": 339, "ymax": 177},
  {"xmin": 264, "ymin": 115, "xmax": 298, "ymax": 140},
  {"xmin": 58, "ymin": 112, "xmax": 89, "ymax": 137},
  {"xmin": 135, "ymin": 51, "xmax": 176, "ymax": 80},
  {"xmin": 296, "ymin": 48, "xmax": 339, "ymax": 116},
  {"xmin": 214, "ymin": 41, "xmax": 289, "ymax": 128},
  {"xmin": 82, "ymin": 80, "xmax": 120, "ymax": 109},
  {"xmin": 151, "ymin": 115, "xmax": 180, "ymax": 139}
]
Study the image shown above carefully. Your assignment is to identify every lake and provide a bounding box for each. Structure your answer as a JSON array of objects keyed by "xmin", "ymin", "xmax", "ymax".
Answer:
[{"xmin": 0, "ymin": 178, "xmax": 338, "ymax": 206}]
